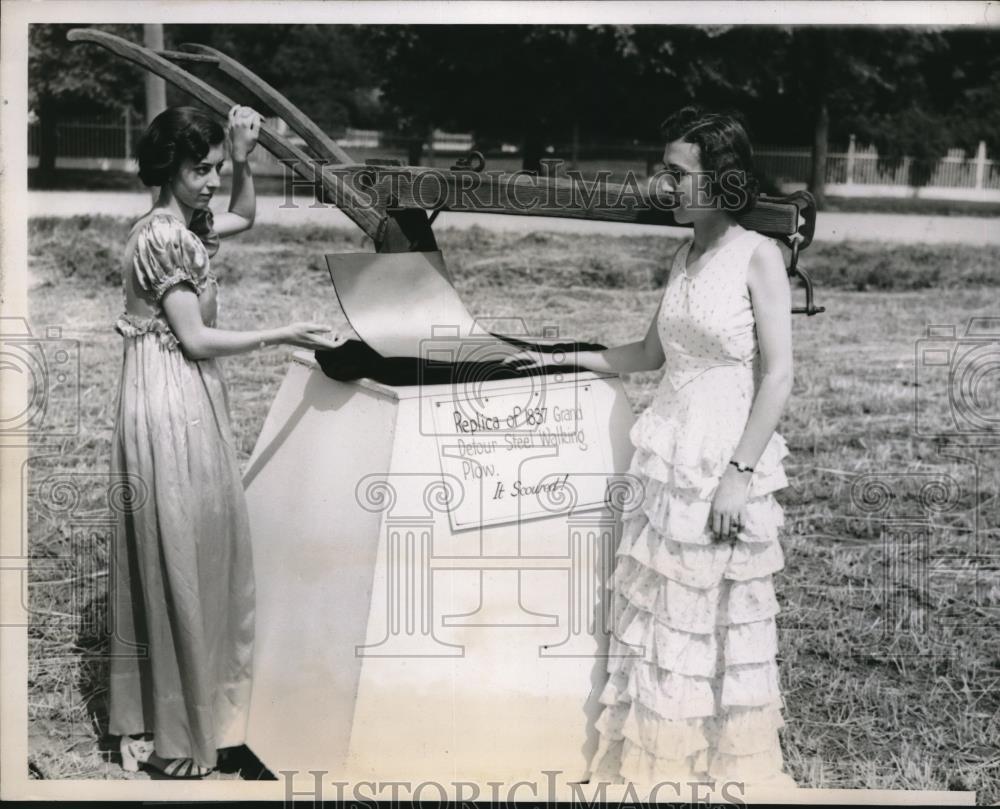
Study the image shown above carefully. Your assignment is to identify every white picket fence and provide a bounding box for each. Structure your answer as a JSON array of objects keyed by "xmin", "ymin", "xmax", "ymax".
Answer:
[
  {"xmin": 27, "ymin": 115, "xmax": 1000, "ymax": 201},
  {"xmin": 754, "ymin": 137, "xmax": 999, "ymax": 200}
]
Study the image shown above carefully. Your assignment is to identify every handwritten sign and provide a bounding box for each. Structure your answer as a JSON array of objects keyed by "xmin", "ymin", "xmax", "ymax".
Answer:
[{"xmin": 430, "ymin": 381, "xmax": 613, "ymax": 530}]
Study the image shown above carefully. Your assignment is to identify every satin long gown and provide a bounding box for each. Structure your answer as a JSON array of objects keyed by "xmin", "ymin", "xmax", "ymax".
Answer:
[{"xmin": 107, "ymin": 210, "xmax": 255, "ymax": 770}]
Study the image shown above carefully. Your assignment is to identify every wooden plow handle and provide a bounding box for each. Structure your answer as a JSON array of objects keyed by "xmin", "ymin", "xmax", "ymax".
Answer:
[
  {"xmin": 66, "ymin": 28, "xmax": 823, "ymax": 314},
  {"xmin": 169, "ymin": 42, "xmax": 353, "ymax": 165},
  {"xmin": 66, "ymin": 27, "xmax": 385, "ymax": 242}
]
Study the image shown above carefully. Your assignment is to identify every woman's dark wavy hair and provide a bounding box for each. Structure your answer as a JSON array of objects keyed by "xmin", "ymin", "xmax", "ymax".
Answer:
[
  {"xmin": 660, "ymin": 106, "xmax": 759, "ymax": 214},
  {"xmin": 135, "ymin": 106, "xmax": 225, "ymax": 187}
]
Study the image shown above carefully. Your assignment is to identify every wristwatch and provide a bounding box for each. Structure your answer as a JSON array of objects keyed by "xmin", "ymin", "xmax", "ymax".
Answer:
[{"xmin": 729, "ymin": 460, "xmax": 754, "ymax": 474}]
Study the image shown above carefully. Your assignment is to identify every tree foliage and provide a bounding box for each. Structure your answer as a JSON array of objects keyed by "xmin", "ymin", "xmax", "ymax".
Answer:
[
  {"xmin": 29, "ymin": 23, "xmax": 144, "ymax": 184},
  {"xmin": 169, "ymin": 24, "xmax": 385, "ymax": 133},
  {"xmin": 30, "ymin": 23, "xmax": 144, "ymax": 115},
  {"xmin": 599, "ymin": 25, "xmax": 995, "ymax": 201},
  {"xmin": 31, "ymin": 24, "xmax": 1000, "ymax": 196},
  {"xmin": 360, "ymin": 24, "xmax": 996, "ymax": 193},
  {"xmin": 359, "ymin": 25, "xmax": 653, "ymax": 169}
]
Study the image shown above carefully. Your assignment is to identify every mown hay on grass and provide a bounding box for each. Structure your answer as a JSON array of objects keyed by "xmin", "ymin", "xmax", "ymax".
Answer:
[{"xmin": 29, "ymin": 216, "xmax": 1000, "ymax": 295}]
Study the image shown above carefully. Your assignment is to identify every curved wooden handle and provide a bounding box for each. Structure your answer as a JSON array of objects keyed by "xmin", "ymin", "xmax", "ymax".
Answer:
[
  {"xmin": 178, "ymin": 41, "xmax": 354, "ymax": 165},
  {"xmin": 66, "ymin": 28, "xmax": 385, "ymax": 241}
]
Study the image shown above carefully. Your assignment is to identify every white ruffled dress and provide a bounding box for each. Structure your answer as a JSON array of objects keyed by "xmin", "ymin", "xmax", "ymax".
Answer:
[{"xmin": 589, "ymin": 229, "xmax": 796, "ymax": 788}]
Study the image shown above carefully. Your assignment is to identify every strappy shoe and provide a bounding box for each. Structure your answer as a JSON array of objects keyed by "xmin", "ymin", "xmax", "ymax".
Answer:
[
  {"xmin": 120, "ymin": 734, "xmax": 155, "ymax": 772},
  {"xmin": 119, "ymin": 734, "xmax": 214, "ymax": 778},
  {"xmin": 143, "ymin": 752, "xmax": 215, "ymax": 779}
]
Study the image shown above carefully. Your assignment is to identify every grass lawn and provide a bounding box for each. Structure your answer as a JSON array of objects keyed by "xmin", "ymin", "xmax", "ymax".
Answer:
[
  {"xmin": 24, "ymin": 219, "xmax": 1000, "ymax": 799},
  {"xmin": 820, "ymin": 196, "xmax": 1000, "ymax": 218}
]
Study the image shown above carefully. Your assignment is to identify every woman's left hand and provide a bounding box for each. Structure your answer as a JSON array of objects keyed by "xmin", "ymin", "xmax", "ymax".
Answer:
[
  {"xmin": 228, "ymin": 105, "xmax": 262, "ymax": 161},
  {"xmin": 710, "ymin": 467, "xmax": 751, "ymax": 541}
]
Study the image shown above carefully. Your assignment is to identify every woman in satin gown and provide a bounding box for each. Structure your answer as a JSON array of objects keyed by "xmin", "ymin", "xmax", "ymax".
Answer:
[
  {"xmin": 510, "ymin": 107, "xmax": 798, "ymax": 789},
  {"xmin": 108, "ymin": 105, "xmax": 341, "ymax": 778}
]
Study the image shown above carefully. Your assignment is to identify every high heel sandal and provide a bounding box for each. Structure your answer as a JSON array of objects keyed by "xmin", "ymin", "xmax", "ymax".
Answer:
[
  {"xmin": 119, "ymin": 734, "xmax": 214, "ymax": 778},
  {"xmin": 119, "ymin": 734, "xmax": 154, "ymax": 773},
  {"xmin": 144, "ymin": 752, "xmax": 215, "ymax": 779}
]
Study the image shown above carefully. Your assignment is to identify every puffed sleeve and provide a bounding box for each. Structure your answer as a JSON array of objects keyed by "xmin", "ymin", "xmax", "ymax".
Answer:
[
  {"xmin": 188, "ymin": 208, "xmax": 220, "ymax": 258},
  {"xmin": 132, "ymin": 215, "xmax": 211, "ymax": 303}
]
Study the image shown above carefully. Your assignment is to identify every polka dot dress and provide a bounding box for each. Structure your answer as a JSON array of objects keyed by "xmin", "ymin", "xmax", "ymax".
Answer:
[{"xmin": 588, "ymin": 229, "xmax": 796, "ymax": 788}]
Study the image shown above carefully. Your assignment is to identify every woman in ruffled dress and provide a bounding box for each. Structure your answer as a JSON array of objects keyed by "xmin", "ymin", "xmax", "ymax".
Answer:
[
  {"xmin": 109, "ymin": 105, "xmax": 340, "ymax": 778},
  {"xmin": 513, "ymin": 107, "xmax": 797, "ymax": 787}
]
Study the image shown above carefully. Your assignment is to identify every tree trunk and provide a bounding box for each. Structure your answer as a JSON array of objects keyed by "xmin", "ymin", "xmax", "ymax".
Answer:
[
  {"xmin": 570, "ymin": 121, "xmax": 580, "ymax": 171},
  {"xmin": 143, "ymin": 25, "xmax": 167, "ymax": 123},
  {"xmin": 37, "ymin": 97, "xmax": 59, "ymax": 188},
  {"xmin": 407, "ymin": 125, "xmax": 430, "ymax": 166},
  {"xmin": 407, "ymin": 137, "xmax": 424, "ymax": 166},
  {"xmin": 522, "ymin": 131, "xmax": 544, "ymax": 174},
  {"xmin": 809, "ymin": 99, "xmax": 829, "ymax": 209}
]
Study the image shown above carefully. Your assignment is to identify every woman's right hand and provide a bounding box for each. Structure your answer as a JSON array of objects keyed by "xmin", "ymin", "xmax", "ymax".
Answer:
[
  {"xmin": 228, "ymin": 105, "xmax": 262, "ymax": 161},
  {"xmin": 277, "ymin": 322, "xmax": 345, "ymax": 351}
]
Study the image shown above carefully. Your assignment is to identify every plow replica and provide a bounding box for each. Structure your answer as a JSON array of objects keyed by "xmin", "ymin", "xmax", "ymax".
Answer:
[{"xmin": 70, "ymin": 28, "xmax": 823, "ymax": 789}]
